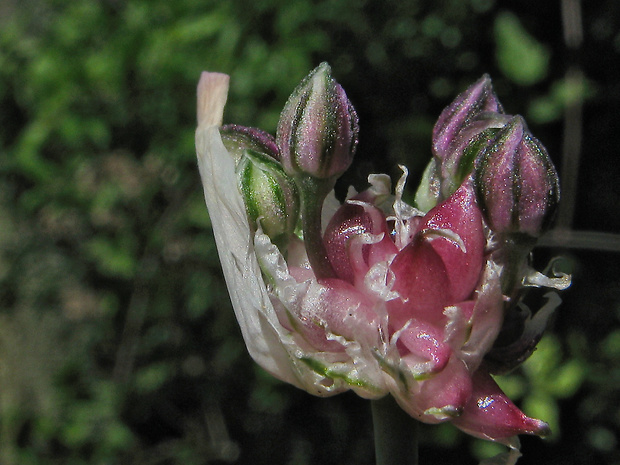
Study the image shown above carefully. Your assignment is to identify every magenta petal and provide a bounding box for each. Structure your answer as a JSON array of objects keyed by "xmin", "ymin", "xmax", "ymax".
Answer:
[
  {"xmin": 389, "ymin": 236, "xmax": 451, "ymax": 328},
  {"xmin": 417, "ymin": 181, "xmax": 485, "ymax": 302},
  {"xmin": 323, "ymin": 202, "xmax": 370, "ymax": 283},
  {"xmin": 414, "ymin": 358, "xmax": 473, "ymax": 422},
  {"xmin": 452, "ymin": 368, "xmax": 551, "ymax": 441},
  {"xmin": 324, "ymin": 200, "xmax": 397, "ymax": 284},
  {"xmin": 397, "ymin": 323, "xmax": 452, "ymax": 374}
]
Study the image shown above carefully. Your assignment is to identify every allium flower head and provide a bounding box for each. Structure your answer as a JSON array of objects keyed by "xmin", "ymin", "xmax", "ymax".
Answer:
[{"xmin": 195, "ymin": 67, "xmax": 570, "ymax": 455}]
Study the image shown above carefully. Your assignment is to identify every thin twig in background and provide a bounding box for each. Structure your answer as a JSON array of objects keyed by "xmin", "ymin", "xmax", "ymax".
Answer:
[
  {"xmin": 543, "ymin": 1, "xmax": 620, "ymax": 254},
  {"xmin": 538, "ymin": 229, "xmax": 620, "ymax": 252},
  {"xmin": 557, "ymin": 0, "xmax": 584, "ymax": 229}
]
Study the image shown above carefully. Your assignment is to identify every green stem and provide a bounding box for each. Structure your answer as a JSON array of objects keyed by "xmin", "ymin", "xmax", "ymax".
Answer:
[
  {"xmin": 299, "ymin": 181, "xmax": 336, "ymax": 280},
  {"xmin": 371, "ymin": 396, "xmax": 419, "ymax": 465}
]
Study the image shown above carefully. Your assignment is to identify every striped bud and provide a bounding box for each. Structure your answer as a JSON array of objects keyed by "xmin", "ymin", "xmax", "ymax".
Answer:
[
  {"xmin": 237, "ymin": 149, "xmax": 300, "ymax": 248},
  {"xmin": 433, "ymin": 75, "xmax": 510, "ymax": 198},
  {"xmin": 433, "ymin": 74, "xmax": 503, "ymax": 162},
  {"xmin": 276, "ymin": 62, "xmax": 359, "ymax": 181},
  {"xmin": 473, "ymin": 116, "xmax": 560, "ymax": 237}
]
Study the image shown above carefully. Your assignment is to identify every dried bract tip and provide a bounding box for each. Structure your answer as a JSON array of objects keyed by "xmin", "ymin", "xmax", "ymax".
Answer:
[{"xmin": 197, "ymin": 72, "xmax": 230, "ymax": 127}]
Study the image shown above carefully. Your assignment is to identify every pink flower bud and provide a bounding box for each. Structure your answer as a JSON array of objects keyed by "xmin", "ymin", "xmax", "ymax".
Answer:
[
  {"xmin": 473, "ymin": 115, "xmax": 560, "ymax": 237},
  {"xmin": 432, "ymin": 75, "xmax": 511, "ymax": 198},
  {"xmin": 276, "ymin": 62, "xmax": 359, "ymax": 180},
  {"xmin": 433, "ymin": 75, "xmax": 503, "ymax": 162}
]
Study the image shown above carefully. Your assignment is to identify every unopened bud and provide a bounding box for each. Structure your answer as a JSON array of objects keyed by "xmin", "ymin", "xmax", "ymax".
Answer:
[
  {"xmin": 221, "ymin": 124, "xmax": 279, "ymax": 164},
  {"xmin": 433, "ymin": 75, "xmax": 504, "ymax": 160},
  {"xmin": 237, "ymin": 149, "xmax": 300, "ymax": 247},
  {"xmin": 473, "ymin": 116, "xmax": 560, "ymax": 237},
  {"xmin": 433, "ymin": 75, "xmax": 510, "ymax": 198},
  {"xmin": 276, "ymin": 62, "xmax": 359, "ymax": 181}
]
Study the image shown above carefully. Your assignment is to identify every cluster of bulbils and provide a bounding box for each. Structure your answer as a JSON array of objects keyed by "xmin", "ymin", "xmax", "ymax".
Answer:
[{"xmin": 195, "ymin": 63, "xmax": 570, "ymax": 449}]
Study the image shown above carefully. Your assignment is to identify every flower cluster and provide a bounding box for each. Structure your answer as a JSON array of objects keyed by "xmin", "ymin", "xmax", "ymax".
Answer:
[{"xmin": 195, "ymin": 65, "xmax": 570, "ymax": 449}]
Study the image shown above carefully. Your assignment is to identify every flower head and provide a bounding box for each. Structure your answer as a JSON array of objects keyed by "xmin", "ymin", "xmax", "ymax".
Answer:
[{"xmin": 196, "ymin": 68, "xmax": 570, "ymax": 451}]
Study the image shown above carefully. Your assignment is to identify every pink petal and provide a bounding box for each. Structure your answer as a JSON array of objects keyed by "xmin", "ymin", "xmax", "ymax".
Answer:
[
  {"xmin": 401, "ymin": 357, "xmax": 473, "ymax": 423},
  {"xmin": 452, "ymin": 368, "xmax": 551, "ymax": 441},
  {"xmin": 287, "ymin": 278, "xmax": 381, "ymax": 352},
  {"xmin": 458, "ymin": 263, "xmax": 504, "ymax": 371},
  {"xmin": 324, "ymin": 200, "xmax": 397, "ymax": 284},
  {"xmin": 323, "ymin": 202, "xmax": 370, "ymax": 283},
  {"xmin": 417, "ymin": 181, "xmax": 485, "ymax": 302},
  {"xmin": 388, "ymin": 236, "xmax": 452, "ymax": 328},
  {"xmin": 397, "ymin": 322, "xmax": 452, "ymax": 375},
  {"xmin": 444, "ymin": 300, "xmax": 476, "ymax": 350}
]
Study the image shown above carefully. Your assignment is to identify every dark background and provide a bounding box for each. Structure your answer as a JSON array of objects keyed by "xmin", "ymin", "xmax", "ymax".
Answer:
[{"xmin": 1, "ymin": 0, "xmax": 619, "ymax": 464}]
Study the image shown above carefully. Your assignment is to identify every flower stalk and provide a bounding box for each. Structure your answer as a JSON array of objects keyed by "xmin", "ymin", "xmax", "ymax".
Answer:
[
  {"xmin": 299, "ymin": 180, "xmax": 337, "ymax": 279},
  {"xmin": 372, "ymin": 396, "xmax": 419, "ymax": 465}
]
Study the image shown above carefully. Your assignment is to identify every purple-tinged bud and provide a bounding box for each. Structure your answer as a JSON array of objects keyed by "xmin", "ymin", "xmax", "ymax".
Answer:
[
  {"xmin": 237, "ymin": 149, "xmax": 300, "ymax": 248},
  {"xmin": 442, "ymin": 113, "xmax": 514, "ymax": 198},
  {"xmin": 276, "ymin": 62, "xmax": 359, "ymax": 181},
  {"xmin": 433, "ymin": 75, "xmax": 511, "ymax": 198},
  {"xmin": 473, "ymin": 115, "xmax": 560, "ymax": 237},
  {"xmin": 220, "ymin": 124, "xmax": 280, "ymax": 164},
  {"xmin": 433, "ymin": 74, "xmax": 504, "ymax": 162}
]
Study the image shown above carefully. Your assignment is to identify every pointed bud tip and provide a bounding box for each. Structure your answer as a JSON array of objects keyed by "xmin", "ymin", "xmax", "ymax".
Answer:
[
  {"xmin": 535, "ymin": 420, "xmax": 552, "ymax": 438},
  {"xmin": 316, "ymin": 61, "xmax": 332, "ymax": 74},
  {"xmin": 470, "ymin": 73, "xmax": 493, "ymax": 96}
]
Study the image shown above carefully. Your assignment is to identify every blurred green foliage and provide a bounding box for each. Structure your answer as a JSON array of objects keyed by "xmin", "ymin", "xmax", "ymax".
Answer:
[
  {"xmin": 494, "ymin": 12, "xmax": 550, "ymax": 86},
  {"xmin": 1, "ymin": 0, "xmax": 619, "ymax": 464}
]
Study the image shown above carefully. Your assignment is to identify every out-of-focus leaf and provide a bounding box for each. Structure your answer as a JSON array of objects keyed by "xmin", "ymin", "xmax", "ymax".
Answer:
[{"xmin": 494, "ymin": 11, "xmax": 549, "ymax": 85}]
